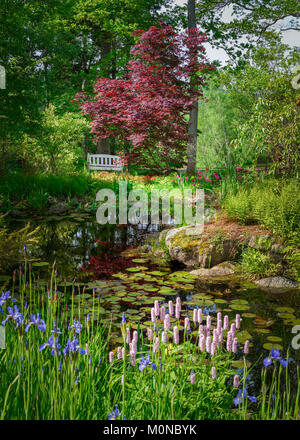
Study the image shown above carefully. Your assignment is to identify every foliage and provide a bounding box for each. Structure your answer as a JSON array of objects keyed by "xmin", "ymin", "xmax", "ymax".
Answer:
[
  {"xmin": 223, "ymin": 178, "xmax": 300, "ymax": 243},
  {"xmin": 20, "ymin": 105, "xmax": 90, "ymax": 174},
  {"xmin": 175, "ymin": 0, "xmax": 299, "ymax": 62},
  {"xmin": 75, "ymin": 23, "xmax": 212, "ymax": 171},
  {"xmin": 197, "ymin": 40, "xmax": 300, "ymax": 171},
  {"xmin": 284, "ymin": 249, "xmax": 300, "ymax": 283},
  {"xmin": 0, "ymin": 0, "xmax": 171, "ymax": 172},
  {"xmin": 232, "ymin": 73, "xmax": 299, "ymax": 173},
  {"xmin": 0, "ymin": 217, "xmax": 39, "ymax": 271},
  {"xmin": 238, "ymin": 247, "xmax": 279, "ymax": 279}
]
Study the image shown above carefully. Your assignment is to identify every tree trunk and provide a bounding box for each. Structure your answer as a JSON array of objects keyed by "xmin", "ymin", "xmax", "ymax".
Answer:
[
  {"xmin": 96, "ymin": 33, "xmax": 113, "ymax": 155},
  {"xmin": 96, "ymin": 137, "xmax": 110, "ymax": 154},
  {"xmin": 187, "ymin": 0, "xmax": 198, "ymax": 176}
]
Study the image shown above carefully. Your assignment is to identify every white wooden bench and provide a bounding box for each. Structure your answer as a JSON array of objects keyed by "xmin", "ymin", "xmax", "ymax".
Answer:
[{"xmin": 87, "ymin": 154, "xmax": 123, "ymax": 171}]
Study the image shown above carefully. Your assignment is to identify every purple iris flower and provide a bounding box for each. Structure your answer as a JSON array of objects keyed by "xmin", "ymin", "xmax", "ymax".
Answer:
[
  {"xmin": 0, "ymin": 291, "xmax": 16, "ymax": 307},
  {"xmin": 51, "ymin": 323, "xmax": 62, "ymax": 335},
  {"xmin": 263, "ymin": 348, "xmax": 288, "ymax": 368},
  {"xmin": 108, "ymin": 405, "xmax": 126, "ymax": 420},
  {"xmin": 121, "ymin": 312, "xmax": 126, "ymax": 326},
  {"xmin": 2, "ymin": 306, "xmax": 25, "ymax": 329},
  {"xmin": 62, "ymin": 337, "xmax": 86, "ymax": 358},
  {"xmin": 25, "ymin": 313, "xmax": 46, "ymax": 333},
  {"xmin": 39, "ymin": 334, "xmax": 61, "ymax": 356},
  {"xmin": 234, "ymin": 388, "xmax": 257, "ymax": 406},
  {"xmin": 69, "ymin": 320, "xmax": 82, "ymax": 334},
  {"xmin": 138, "ymin": 353, "xmax": 157, "ymax": 372}
]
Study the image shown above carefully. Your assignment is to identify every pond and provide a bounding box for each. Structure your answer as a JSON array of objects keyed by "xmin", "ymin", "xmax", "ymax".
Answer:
[{"xmin": 2, "ymin": 215, "xmax": 300, "ymax": 396}]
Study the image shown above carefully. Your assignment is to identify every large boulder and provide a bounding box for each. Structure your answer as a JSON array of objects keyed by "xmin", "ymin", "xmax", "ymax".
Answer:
[
  {"xmin": 48, "ymin": 202, "xmax": 69, "ymax": 215},
  {"xmin": 190, "ymin": 262, "xmax": 237, "ymax": 278},
  {"xmin": 164, "ymin": 226, "xmax": 237, "ymax": 268},
  {"xmin": 255, "ymin": 277, "xmax": 299, "ymax": 290}
]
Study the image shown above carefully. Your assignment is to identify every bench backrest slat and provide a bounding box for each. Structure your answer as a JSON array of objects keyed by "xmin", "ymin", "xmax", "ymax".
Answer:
[{"xmin": 87, "ymin": 154, "xmax": 123, "ymax": 171}]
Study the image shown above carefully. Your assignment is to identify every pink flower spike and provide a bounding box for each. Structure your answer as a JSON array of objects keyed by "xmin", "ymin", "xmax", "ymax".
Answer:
[
  {"xmin": 206, "ymin": 335, "xmax": 211, "ymax": 354},
  {"xmin": 168, "ymin": 300, "xmax": 174, "ymax": 316},
  {"xmin": 199, "ymin": 334, "xmax": 205, "ymax": 351},
  {"xmin": 233, "ymin": 374, "xmax": 239, "ymax": 388},
  {"xmin": 153, "ymin": 336, "xmax": 159, "ymax": 353},
  {"xmin": 160, "ymin": 306, "xmax": 166, "ymax": 321},
  {"xmin": 223, "ymin": 315, "xmax": 229, "ymax": 330},
  {"xmin": 109, "ymin": 351, "xmax": 114, "ymax": 363},
  {"xmin": 173, "ymin": 326, "xmax": 179, "ymax": 345},
  {"xmin": 164, "ymin": 314, "xmax": 170, "ymax": 330},
  {"xmin": 193, "ymin": 309, "xmax": 197, "ymax": 323},
  {"xmin": 151, "ymin": 307, "xmax": 155, "ymax": 322},
  {"xmin": 190, "ymin": 372, "xmax": 196, "ymax": 384},
  {"xmin": 147, "ymin": 328, "xmax": 153, "ymax": 341},
  {"xmin": 211, "ymin": 342, "xmax": 217, "ymax": 356},
  {"xmin": 206, "ymin": 315, "xmax": 211, "ymax": 330},
  {"xmin": 197, "ymin": 309, "xmax": 202, "ymax": 324},
  {"xmin": 184, "ymin": 317, "xmax": 190, "ymax": 331},
  {"xmin": 130, "ymin": 351, "xmax": 136, "ymax": 366},
  {"xmin": 236, "ymin": 314, "xmax": 241, "ymax": 329},
  {"xmin": 126, "ymin": 327, "xmax": 131, "ymax": 344},
  {"xmin": 211, "ymin": 366, "xmax": 217, "ymax": 380},
  {"xmin": 244, "ymin": 340, "xmax": 250, "ymax": 355},
  {"xmin": 117, "ymin": 346, "xmax": 122, "ymax": 359},
  {"xmin": 232, "ymin": 337, "xmax": 238, "ymax": 353}
]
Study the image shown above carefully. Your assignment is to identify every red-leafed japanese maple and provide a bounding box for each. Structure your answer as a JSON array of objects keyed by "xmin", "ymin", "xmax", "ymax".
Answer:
[{"xmin": 75, "ymin": 23, "xmax": 212, "ymax": 171}]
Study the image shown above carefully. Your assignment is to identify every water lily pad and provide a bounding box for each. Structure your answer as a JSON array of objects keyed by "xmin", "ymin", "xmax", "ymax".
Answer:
[
  {"xmin": 126, "ymin": 267, "xmax": 143, "ymax": 272},
  {"xmin": 242, "ymin": 313, "xmax": 257, "ymax": 318},
  {"xmin": 236, "ymin": 330, "xmax": 252, "ymax": 343},
  {"xmin": 266, "ymin": 336, "xmax": 283, "ymax": 342},
  {"xmin": 148, "ymin": 271, "xmax": 167, "ymax": 276},
  {"xmin": 132, "ymin": 259, "xmax": 148, "ymax": 263},
  {"xmin": 263, "ymin": 342, "xmax": 283, "ymax": 350},
  {"xmin": 181, "ymin": 284, "xmax": 194, "ymax": 290},
  {"xmin": 253, "ymin": 328, "xmax": 271, "ymax": 334},
  {"xmin": 142, "ymin": 285, "xmax": 159, "ymax": 292},
  {"xmin": 229, "ymin": 304, "xmax": 250, "ymax": 311},
  {"xmin": 231, "ymin": 360, "xmax": 252, "ymax": 369},
  {"xmin": 275, "ymin": 307, "xmax": 295, "ymax": 313}
]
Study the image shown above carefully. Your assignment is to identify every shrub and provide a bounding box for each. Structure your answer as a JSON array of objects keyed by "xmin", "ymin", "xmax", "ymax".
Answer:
[
  {"xmin": 239, "ymin": 247, "xmax": 279, "ymax": 279},
  {"xmin": 223, "ymin": 178, "xmax": 300, "ymax": 243}
]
